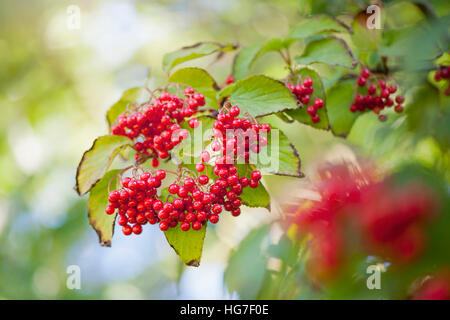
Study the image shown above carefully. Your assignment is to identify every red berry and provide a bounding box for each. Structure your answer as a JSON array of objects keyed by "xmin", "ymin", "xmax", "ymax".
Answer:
[
  {"xmin": 180, "ymin": 222, "xmax": 190, "ymax": 231},
  {"xmin": 132, "ymin": 224, "xmax": 142, "ymax": 234},
  {"xmin": 231, "ymin": 208, "xmax": 241, "ymax": 217},
  {"xmin": 307, "ymin": 106, "xmax": 316, "ymax": 116},
  {"xmin": 303, "ymin": 78, "xmax": 313, "ymax": 87},
  {"xmin": 122, "ymin": 225, "xmax": 132, "ymax": 235},
  {"xmin": 251, "ymin": 170, "xmax": 262, "ymax": 181},
  {"xmin": 196, "ymin": 163, "xmax": 205, "ymax": 172},
  {"xmin": 209, "ymin": 215, "xmax": 219, "ymax": 224},
  {"xmin": 105, "ymin": 205, "xmax": 115, "ymax": 215},
  {"xmin": 361, "ymin": 68, "xmax": 371, "ymax": 79},
  {"xmin": 212, "ymin": 204, "xmax": 222, "ymax": 214},
  {"xmin": 395, "ymin": 95, "xmax": 404, "ymax": 104},
  {"xmin": 311, "ymin": 114, "xmax": 320, "ymax": 123},
  {"xmin": 168, "ymin": 184, "xmax": 179, "ymax": 194},
  {"xmin": 155, "ymin": 170, "xmax": 166, "ymax": 180},
  {"xmin": 198, "ymin": 175, "xmax": 209, "ymax": 185},
  {"xmin": 225, "ymin": 75, "xmax": 235, "ymax": 85},
  {"xmin": 192, "ymin": 221, "xmax": 202, "ymax": 230},
  {"xmin": 313, "ymin": 99, "xmax": 324, "ymax": 109},
  {"xmin": 230, "ymin": 106, "xmax": 240, "ymax": 117},
  {"xmin": 159, "ymin": 221, "xmax": 169, "ymax": 231},
  {"xmin": 188, "ymin": 118, "xmax": 199, "ymax": 129},
  {"xmin": 357, "ymin": 77, "xmax": 367, "ymax": 87},
  {"xmin": 395, "ymin": 105, "xmax": 404, "ymax": 113}
]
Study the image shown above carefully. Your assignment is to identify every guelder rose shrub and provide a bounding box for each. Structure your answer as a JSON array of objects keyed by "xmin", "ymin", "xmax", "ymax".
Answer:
[{"xmin": 75, "ymin": 3, "xmax": 449, "ymax": 299}]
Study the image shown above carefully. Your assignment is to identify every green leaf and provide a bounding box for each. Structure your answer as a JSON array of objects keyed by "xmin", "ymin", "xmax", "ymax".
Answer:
[
  {"xmin": 168, "ymin": 67, "xmax": 219, "ymax": 110},
  {"xmin": 287, "ymin": 15, "xmax": 348, "ymax": 40},
  {"xmin": 224, "ymin": 225, "xmax": 270, "ymax": 299},
  {"xmin": 326, "ymin": 80, "xmax": 360, "ymax": 137},
  {"xmin": 163, "ymin": 42, "xmax": 237, "ymax": 73},
  {"xmin": 232, "ymin": 39, "xmax": 294, "ymax": 80},
  {"xmin": 284, "ymin": 67, "xmax": 330, "ymax": 130},
  {"xmin": 164, "ymin": 224, "xmax": 207, "ymax": 267},
  {"xmin": 255, "ymin": 126, "xmax": 304, "ymax": 178},
  {"xmin": 75, "ymin": 135, "xmax": 133, "ymax": 195},
  {"xmin": 295, "ymin": 37, "xmax": 357, "ymax": 69},
  {"xmin": 87, "ymin": 169, "xmax": 121, "ymax": 247},
  {"xmin": 106, "ymin": 87, "xmax": 145, "ymax": 128},
  {"xmin": 218, "ymin": 75, "xmax": 298, "ymax": 117},
  {"xmin": 233, "ymin": 44, "xmax": 263, "ymax": 80}
]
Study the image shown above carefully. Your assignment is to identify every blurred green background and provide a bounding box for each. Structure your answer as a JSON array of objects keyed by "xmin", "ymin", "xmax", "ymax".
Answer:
[{"xmin": 0, "ymin": 0, "xmax": 448, "ymax": 299}]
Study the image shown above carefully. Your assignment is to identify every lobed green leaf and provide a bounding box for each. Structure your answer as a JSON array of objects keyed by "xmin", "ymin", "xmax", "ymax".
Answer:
[{"xmin": 75, "ymin": 135, "xmax": 133, "ymax": 195}]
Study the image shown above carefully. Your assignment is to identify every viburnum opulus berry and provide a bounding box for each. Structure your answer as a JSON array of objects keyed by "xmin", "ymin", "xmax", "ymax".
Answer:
[
  {"xmin": 106, "ymin": 170, "xmax": 166, "ymax": 236},
  {"xmin": 350, "ymin": 68, "xmax": 404, "ymax": 121},
  {"xmin": 434, "ymin": 66, "xmax": 450, "ymax": 96},
  {"xmin": 286, "ymin": 163, "xmax": 438, "ymax": 282},
  {"xmin": 286, "ymin": 77, "xmax": 323, "ymax": 123},
  {"xmin": 110, "ymin": 87, "xmax": 205, "ymax": 163}
]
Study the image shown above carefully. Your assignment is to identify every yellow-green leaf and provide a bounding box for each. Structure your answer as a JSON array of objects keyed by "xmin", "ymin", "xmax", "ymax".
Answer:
[
  {"xmin": 88, "ymin": 169, "xmax": 121, "ymax": 247},
  {"xmin": 75, "ymin": 135, "xmax": 132, "ymax": 195}
]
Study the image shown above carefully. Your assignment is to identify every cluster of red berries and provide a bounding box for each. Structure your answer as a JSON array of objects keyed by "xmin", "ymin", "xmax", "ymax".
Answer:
[
  {"xmin": 287, "ymin": 164, "xmax": 437, "ymax": 282},
  {"xmin": 106, "ymin": 104, "xmax": 267, "ymax": 235},
  {"xmin": 210, "ymin": 104, "xmax": 270, "ymax": 163},
  {"xmin": 434, "ymin": 66, "xmax": 450, "ymax": 96},
  {"xmin": 286, "ymin": 77, "xmax": 324, "ymax": 123},
  {"xmin": 106, "ymin": 166, "xmax": 263, "ymax": 235},
  {"xmin": 111, "ymin": 87, "xmax": 205, "ymax": 165},
  {"xmin": 350, "ymin": 68, "xmax": 404, "ymax": 122},
  {"xmin": 105, "ymin": 170, "xmax": 167, "ymax": 235}
]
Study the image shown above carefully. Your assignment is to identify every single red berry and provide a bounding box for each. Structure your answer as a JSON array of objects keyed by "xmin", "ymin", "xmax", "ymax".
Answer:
[
  {"xmin": 212, "ymin": 204, "xmax": 222, "ymax": 214},
  {"xmin": 307, "ymin": 105, "xmax": 316, "ymax": 116},
  {"xmin": 209, "ymin": 215, "xmax": 219, "ymax": 224},
  {"xmin": 313, "ymin": 99, "xmax": 324, "ymax": 109},
  {"xmin": 155, "ymin": 169, "xmax": 166, "ymax": 180},
  {"xmin": 378, "ymin": 80, "xmax": 386, "ymax": 89},
  {"xmin": 105, "ymin": 205, "xmax": 115, "ymax": 215},
  {"xmin": 388, "ymin": 85, "xmax": 397, "ymax": 93},
  {"xmin": 395, "ymin": 95, "xmax": 404, "ymax": 104},
  {"xmin": 357, "ymin": 77, "xmax": 367, "ymax": 87},
  {"xmin": 132, "ymin": 224, "xmax": 142, "ymax": 234},
  {"xmin": 196, "ymin": 163, "xmax": 205, "ymax": 172},
  {"xmin": 180, "ymin": 222, "xmax": 190, "ymax": 231},
  {"xmin": 122, "ymin": 225, "xmax": 132, "ymax": 235},
  {"xmin": 159, "ymin": 221, "xmax": 169, "ymax": 231},
  {"xmin": 311, "ymin": 114, "xmax": 320, "ymax": 123},
  {"xmin": 249, "ymin": 179, "xmax": 259, "ymax": 188},
  {"xmin": 188, "ymin": 118, "xmax": 199, "ymax": 129},
  {"xmin": 395, "ymin": 105, "xmax": 404, "ymax": 113},
  {"xmin": 251, "ymin": 170, "xmax": 262, "ymax": 181},
  {"xmin": 184, "ymin": 87, "xmax": 195, "ymax": 95},
  {"xmin": 184, "ymin": 178, "xmax": 196, "ymax": 191},
  {"xmin": 192, "ymin": 221, "xmax": 202, "ymax": 230},
  {"xmin": 231, "ymin": 208, "xmax": 241, "ymax": 217},
  {"xmin": 361, "ymin": 68, "xmax": 371, "ymax": 79},
  {"xmin": 303, "ymin": 78, "xmax": 313, "ymax": 87},
  {"xmin": 225, "ymin": 75, "xmax": 235, "ymax": 85},
  {"xmin": 168, "ymin": 184, "xmax": 179, "ymax": 194},
  {"xmin": 368, "ymin": 84, "xmax": 377, "ymax": 95},
  {"xmin": 198, "ymin": 175, "xmax": 209, "ymax": 185}
]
